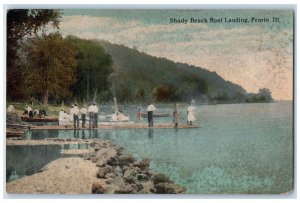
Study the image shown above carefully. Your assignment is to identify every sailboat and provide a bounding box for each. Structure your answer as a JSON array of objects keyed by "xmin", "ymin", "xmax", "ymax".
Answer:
[
  {"xmin": 108, "ymin": 97, "xmax": 131, "ymax": 122},
  {"xmin": 98, "ymin": 85, "xmax": 134, "ymax": 125}
]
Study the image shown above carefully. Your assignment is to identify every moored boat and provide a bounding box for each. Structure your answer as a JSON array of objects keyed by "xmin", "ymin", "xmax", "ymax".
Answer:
[
  {"xmin": 21, "ymin": 116, "xmax": 58, "ymax": 122},
  {"xmin": 139, "ymin": 112, "xmax": 171, "ymax": 118}
]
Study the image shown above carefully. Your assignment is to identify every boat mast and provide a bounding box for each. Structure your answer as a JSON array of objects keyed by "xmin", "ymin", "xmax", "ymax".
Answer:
[
  {"xmin": 93, "ymin": 88, "xmax": 97, "ymax": 103},
  {"xmin": 112, "ymin": 83, "xmax": 119, "ymax": 114}
]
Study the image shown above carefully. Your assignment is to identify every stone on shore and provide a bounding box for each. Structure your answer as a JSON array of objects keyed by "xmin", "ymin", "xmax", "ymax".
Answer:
[
  {"xmin": 97, "ymin": 165, "xmax": 112, "ymax": 178},
  {"xmin": 92, "ymin": 181, "xmax": 107, "ymax": 194},
  {"xmin": 154, "ymin": 182, "xmax": 186, "ymax": 194},
  {"xmin": 133, "ymin": 158, "xmax": 151, "ymax": 169},
  {"xmin": 152, "ymin": 173, "xmax": 174, "ymax": 185},
  {"xmin": 118, "ymin": 154, "xmax": 135, "ymax": 165}
]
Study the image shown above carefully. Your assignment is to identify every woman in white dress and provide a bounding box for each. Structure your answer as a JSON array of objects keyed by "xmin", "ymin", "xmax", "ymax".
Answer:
[{"xmin": 187, "ymin": 102, "xmax": 196, "ymax": 126}]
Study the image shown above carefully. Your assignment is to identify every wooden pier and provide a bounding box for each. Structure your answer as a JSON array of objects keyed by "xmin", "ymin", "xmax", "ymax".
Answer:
[{"xmin": 30, "ymin": 123, "xmax": 200, "ymax": 130}]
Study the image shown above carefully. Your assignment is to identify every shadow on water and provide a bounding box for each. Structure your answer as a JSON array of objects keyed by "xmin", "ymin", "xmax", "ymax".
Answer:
[
  {"xmin": 24, "ymin": 129, "xmax": 103, "ymax": 140},
  {"xmin": 148, "ymin": 128, "xmax": 154, "ymax": 139},
  {"xmin": 30, "ymin": 130, "xmax": 60, "ymax": 140}
]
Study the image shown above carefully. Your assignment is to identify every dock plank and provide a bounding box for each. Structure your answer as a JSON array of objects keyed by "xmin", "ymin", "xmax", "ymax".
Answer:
[{"xmin": 30, "ymin": 123, "xmax": 199, "ymax": 130}]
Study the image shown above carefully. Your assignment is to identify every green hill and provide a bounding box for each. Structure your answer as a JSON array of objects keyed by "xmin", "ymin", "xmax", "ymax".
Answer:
[{"xmin": 97, "ymin": 40, "xmax": 266, "ymax": 104}]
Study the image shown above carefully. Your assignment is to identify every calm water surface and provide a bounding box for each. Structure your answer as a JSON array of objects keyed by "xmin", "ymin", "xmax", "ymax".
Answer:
[{"xmin": 8, "ymin": 101, "xmax": 293, "ymax": 194}]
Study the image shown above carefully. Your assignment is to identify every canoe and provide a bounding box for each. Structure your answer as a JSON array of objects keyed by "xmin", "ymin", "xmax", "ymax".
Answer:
[
  {"xmin": 139, "ymin": 112, "xmax": 171, "ymax": 118},
  {"xmin": 21, "ymin": 116, "xmax": 58, "ymax": 122}
]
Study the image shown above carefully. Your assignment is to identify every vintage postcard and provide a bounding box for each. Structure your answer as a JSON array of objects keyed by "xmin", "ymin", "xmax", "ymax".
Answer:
[{"xmin": 5, "ymin": 8, "xmax": 294, "ymax": 195}]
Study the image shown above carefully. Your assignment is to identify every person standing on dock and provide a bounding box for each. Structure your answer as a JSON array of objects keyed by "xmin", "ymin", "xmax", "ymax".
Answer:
[
  {"xmin": 59, "ymin": 109, "xmax": 65, "ymax": 126},
  {"xmin": 187, "ymin": 102, "xmax": 196, "ymax": 126},
  {"xmin": 173, "ymin": 103, "xmax": 179, "ymax": 128},
  {"xmin": 92, "ymin": 103, "xmax": 99, "ymax": 128},
  {"xmin": 70, "ymin": 104, "xmax": 79, "ymax": 129},
  {"xmin": 80, "ymin": 105, "xmax": 88, "ymax": 128},
  {"xmin": 88, "ymin": 102, "xmax": 94, "ymax": 128},
  {"xmin": 69, "ymin": 105, "xmax": 74, "ymax": 123},
  {"xmin": 147, "ymin": 101, "xmax": 156, "ymax": 127}
]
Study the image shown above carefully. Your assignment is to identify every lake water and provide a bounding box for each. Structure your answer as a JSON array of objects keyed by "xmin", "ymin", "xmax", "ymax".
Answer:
[{"xmin": 8, "ymin": 101, "xmax": 293, "ymax": 194}]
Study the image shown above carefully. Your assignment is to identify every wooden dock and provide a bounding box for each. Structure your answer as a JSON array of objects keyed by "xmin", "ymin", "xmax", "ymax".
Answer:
[{"xmin": 30, "ymin": 123, "xmax": 199, "ymax": 130}]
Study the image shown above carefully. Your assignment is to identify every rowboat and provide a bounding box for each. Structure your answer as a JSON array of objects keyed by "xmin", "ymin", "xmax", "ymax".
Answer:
[
  {"xmin": 21, "ymin": 116, "xmax": 58, "ymax": 123},
  {"xmin": 139, "ymin": 112, "xmax": 171, "ymax": 118}
]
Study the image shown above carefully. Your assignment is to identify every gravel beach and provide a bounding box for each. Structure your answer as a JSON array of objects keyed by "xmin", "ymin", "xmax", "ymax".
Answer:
[{"xmin": 6, "ymin": 138, "xmax": 186, "ymax": 194}]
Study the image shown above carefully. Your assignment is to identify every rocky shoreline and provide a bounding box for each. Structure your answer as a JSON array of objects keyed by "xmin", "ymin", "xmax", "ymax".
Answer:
[
  {"xmin": 87, "ymin": 140, "xmax": 186, "ymax": 194},
  {"xmin": 6, "ymin": 138, "xmax": 186, "ymax": 194}
]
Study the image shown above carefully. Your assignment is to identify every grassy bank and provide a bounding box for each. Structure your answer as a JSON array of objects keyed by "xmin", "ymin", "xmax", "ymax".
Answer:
[{"xmin": 7, "ymin": 102, "xmax": 69, "ymax": 117}]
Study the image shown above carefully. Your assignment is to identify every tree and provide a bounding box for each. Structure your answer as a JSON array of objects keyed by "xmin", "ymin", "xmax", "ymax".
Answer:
[
  {"xmin": 257, "ymin": 88, "xmax": 273, "ymax": 102},
  {"xmin": 22, "ymin": 32, "xmax": 77, "ymax": 105},
  {"xmin": 66, "ymin": 36, "xmax": 113, "ymax": 102},
  {"xmin": 7, "ymin": 9, "xmax": 61, "ymax": 100},
  {"xmin": 153, "ymin": 85, "xmax": 174, "ymax": 102}
]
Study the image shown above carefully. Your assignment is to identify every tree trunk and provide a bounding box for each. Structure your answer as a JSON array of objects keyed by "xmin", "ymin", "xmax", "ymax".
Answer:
[
  {"xmin": 87, "ymin": 73, "xmax": 89, "ymax": 102},
  {"xmin": 43, "ymin": 89, "xmax": 49, "ymax": 105}
]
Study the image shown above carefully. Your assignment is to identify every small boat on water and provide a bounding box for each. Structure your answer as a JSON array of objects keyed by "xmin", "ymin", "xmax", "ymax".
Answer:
[
  {"xmin": 100, "ymin": 96, "xmax": 133, "ymax": 125},
  {"xmin": 21, "ymin": 116, "xmax": 58, "ymax": 123},
  {"xmin": 139, "ymin": 112, "xmax": 171, "ymax": 118}
]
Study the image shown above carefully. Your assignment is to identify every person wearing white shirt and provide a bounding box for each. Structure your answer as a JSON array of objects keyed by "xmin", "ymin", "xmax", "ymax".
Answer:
[
  {"xmin": 147, "ymin": 101, "xmax": 156, "ymax": 127},
  {"xmin": 59, "ymin": 109, "xmax": 66, "ymax": 126},
  {"xmin": 59, "ymin": 109, "xmax": 70, "ymax": 127},
  {"xmin": 80, "ymin": 105, "xmax": 88, "ymax": 128},
  {"xmin": 70, "ymin": 104, "xmax": 79, "ymax": 128},
  {"xmin": 88, "ymin": 102, "xmax": 94, "ymax": 128},
  {"xmin": 92, "ymin": 103, "xmax": 99, "ymax": 128}
]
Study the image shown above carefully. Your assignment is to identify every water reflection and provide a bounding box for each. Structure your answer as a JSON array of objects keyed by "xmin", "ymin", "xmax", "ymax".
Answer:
[
  {"xmin": 82, "ymin": 130, "xmax": 86, "ymax": 139},
  {"xmin": 30, "ymin": 130, "xmax": 59, "ymax": 140},
  {"xmin": 7, "ymin": 143, "xmax": 90, "ymax": 182},
  {"xmin": 6, "ymin": 145, "xmax": 61, "ymax": 182},
  {"xmin": 148, "ymin": 128, "xmax": 154, "ymax": 139}
]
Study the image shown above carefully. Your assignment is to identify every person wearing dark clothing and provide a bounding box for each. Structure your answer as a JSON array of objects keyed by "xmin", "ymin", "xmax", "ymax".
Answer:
[
  {"xmin": 147, "ymin": 102, "xmax": 156, "ymax": 127},
  {"xmin": 80, "ymin": 105, "xmax": 88, "ymax": 128},
  {"xmin": 173, "ymin": 103, "xmax": 179, "ymax": 128}
]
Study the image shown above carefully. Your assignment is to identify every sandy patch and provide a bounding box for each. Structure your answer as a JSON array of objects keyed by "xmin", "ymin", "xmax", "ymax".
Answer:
[{"xmin": 6, "ymin": 157, "xmax": 98, "ymax": 194}]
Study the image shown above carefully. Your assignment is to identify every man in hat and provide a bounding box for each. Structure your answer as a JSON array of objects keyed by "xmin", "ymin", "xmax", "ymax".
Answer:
[
  {"xmin": 92, "ymin": 103, "xmax": 99, "ymax": 128},
  {"xmin": 147, "ymin": 101, "xmax": 156, "ymax": 127},
  {"xmin": 70, "ymin": 104, "xmax": 79, "ymax": 128}
]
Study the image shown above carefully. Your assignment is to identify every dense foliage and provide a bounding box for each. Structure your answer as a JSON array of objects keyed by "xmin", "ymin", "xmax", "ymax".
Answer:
[
  {"xmin": 7, "ymin": 9, "xmax": 61, "ymax": 100},
  {"xmin": 99, "ymin": 41, "xmax": 273, "ymax": 104},
  {"xmin": 6, "ymin": 9, "xmax": 273, "ymax": 105},
  {"xmin": 22, "ymin": 33, "xmax": 77, "ymax": 104},
  {"xmin": 66, "ymin": 36, "xmax": 113, "ymax": 103}
]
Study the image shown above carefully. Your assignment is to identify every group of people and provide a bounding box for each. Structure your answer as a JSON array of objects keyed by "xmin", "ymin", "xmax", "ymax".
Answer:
[
  {"xmin": 23, "ymin": 105, "xmax": 47, "ymax": 118},
  {"xmin": 147, "ymin": 101, "xmax": 196, "ymax": 128},
  {"xmin": 59, "ymin": 102, "xmax": 99, "ymax": 129}
]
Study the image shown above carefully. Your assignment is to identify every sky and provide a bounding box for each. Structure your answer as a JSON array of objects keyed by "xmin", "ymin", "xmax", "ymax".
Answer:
[{"xmin": 58, "ymin": 9, "xmax": 294, "ymax": 100}]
